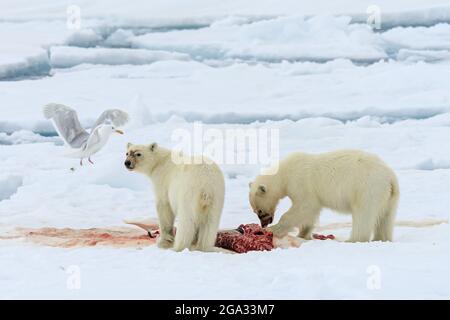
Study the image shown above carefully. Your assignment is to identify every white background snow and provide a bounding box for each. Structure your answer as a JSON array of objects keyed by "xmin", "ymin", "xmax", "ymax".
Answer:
[{"xmin": 1, "ymin": 0, "xmax": 450, "ymax": 299}]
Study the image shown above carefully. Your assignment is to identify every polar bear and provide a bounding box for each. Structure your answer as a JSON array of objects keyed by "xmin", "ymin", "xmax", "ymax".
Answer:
[
  {"xmin": 249, "ymin": 150, "xmax": 399, "ymax": 242},
  {"xmin": 125, "ymin": 142, "xmax": 225, "ymax": 252}
]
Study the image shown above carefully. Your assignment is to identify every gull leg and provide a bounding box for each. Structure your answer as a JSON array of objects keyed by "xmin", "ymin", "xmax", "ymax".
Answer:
[
  {"xmin": 88, "ymin": 157, "xmax": 94, "ymax": 164},
  {"xmin": 80, "ymin": 158, "xmax": 83, "ymax": 166}
]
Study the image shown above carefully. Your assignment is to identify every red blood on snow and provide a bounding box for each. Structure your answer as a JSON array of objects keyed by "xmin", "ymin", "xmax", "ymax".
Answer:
[{"xmin": 312, "ymin": 233, "xmax": 335, "ymax": 240}]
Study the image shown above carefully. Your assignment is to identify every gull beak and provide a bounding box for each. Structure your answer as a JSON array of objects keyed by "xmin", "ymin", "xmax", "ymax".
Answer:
[{"xmin": 115, "ymin": 129, "xmax": 124, "ymax": 135}]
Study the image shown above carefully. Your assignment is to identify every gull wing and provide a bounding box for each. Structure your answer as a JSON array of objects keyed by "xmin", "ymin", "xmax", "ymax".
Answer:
[
  {"xmin": 43, "ymin": 103, "xmax": 89, "ymax": 148},
  {"xmin": 92, "ymin": 109, "xmax": 129, "ymax": 129},
  {"xmin": 82, "ymin": 126, "xmax": 102, "ymax": 152}
]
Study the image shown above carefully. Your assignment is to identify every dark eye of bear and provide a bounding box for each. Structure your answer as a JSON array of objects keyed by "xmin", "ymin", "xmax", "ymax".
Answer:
[
  {"xmin": 126, "ymin": 153, "xmax": 129, "ymax": 156},
  {"xmin": 136, "ymin": 153, "xmax": 142, "ymax": 157}
]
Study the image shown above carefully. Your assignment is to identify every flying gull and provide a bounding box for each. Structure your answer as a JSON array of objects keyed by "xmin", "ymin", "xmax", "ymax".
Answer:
[{"xmin": 43, "ymin": 103, "xmax": 129, "ymax": 165}]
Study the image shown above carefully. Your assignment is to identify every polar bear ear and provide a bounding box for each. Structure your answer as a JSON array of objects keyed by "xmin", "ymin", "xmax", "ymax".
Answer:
[
  {"xmin": 149, "ymin": 142, "xmax": 158, "ymax": 152},
  {"xmin": 257, "ymin": 184, "xmax": 267, "ymax": 195}
]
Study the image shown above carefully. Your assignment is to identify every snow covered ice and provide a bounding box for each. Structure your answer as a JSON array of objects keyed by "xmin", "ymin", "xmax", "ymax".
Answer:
[{"xmin": 1, "ymin": 0, "xmax": 450, "ymax": 299}]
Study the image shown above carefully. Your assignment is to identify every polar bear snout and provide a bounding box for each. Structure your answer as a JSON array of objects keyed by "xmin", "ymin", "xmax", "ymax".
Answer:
[
  {"xmin": 258, "ymin": 213, "xmax": 273, "ymax": 228},
  {"xmin": 125, "ymin": 149, "xmax": 141, "ymax": 171},
  {"xmin": 124, "ymin": 155, "xmax": 136, "ymax": 170},
  {"xmin": 124, "ymin": 160, "xmax": 133, "ymax": 170}
]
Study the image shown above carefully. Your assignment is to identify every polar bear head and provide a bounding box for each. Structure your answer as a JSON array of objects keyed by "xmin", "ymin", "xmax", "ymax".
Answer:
[
  {"xmin": 248, "ymin": 177, "xmax": 280, "ymax": 227},
  {"xmin": 124, "ymin": 142, "xmax": 162, "ymax": 173}
]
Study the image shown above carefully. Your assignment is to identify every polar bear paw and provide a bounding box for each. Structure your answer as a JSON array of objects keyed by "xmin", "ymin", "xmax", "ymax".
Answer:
[
  {"xmin": 267, "ymin": 223, "xmax": 289, "ymax": 238},
  {"xmin": 157, "ymin": 235, "xmax": 174, "ymax": 249}
]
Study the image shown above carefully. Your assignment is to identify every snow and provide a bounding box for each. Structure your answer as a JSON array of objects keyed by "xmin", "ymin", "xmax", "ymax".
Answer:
[
  {"xmin": 1, "ymin": 118, "xmax": 450, "ymax": 299},
  {"xmin": 1, "ymin": 0, "xmax": 450, "ymax": 25},
  {"xmin": 397, "ymin": 49, "xmax": 450, "ymax": 62},
  {"xmin": 103, "ymin": 29, "xmax": 134, "ymax": 48},
  {"xmin": 0, "ymin": 20, "xmax": 69, "ymax": 80},
  {"xmin": 2, "ymin": 59, "xmax": 450, "ymax": 132},
  {"xmin": 2, "ymin": 1, "xmax": 450, "ymax": 80},
  {"xmin": 0, "ymin": 45, "xmax": 50, "ymax": 80},
  {"xmin": 382, "ymin": 23, "xmax": 450, "ymax": 50},
  {"xmin": 50, "ymin": 46, "xmax": 190, "ymax": 68},
  {"xmin": 0, "ymin": 130, "xmax": 59, "ymax": 145},
  {"xmin": 1, "ymin": 0, "xmax": 450, "ymax": 299},
  {"xmin": 0, "ymin": 175, "xmax": 23, "ymax": 202},
  {"xmin": 132, "ymin": 15, "xmax": 387, "ymax": 62},
  {"xmin": 64, "ymin": 29, "xmax": 103, "ymax": 48},
  {"xmin": 1, "ymin": 225, "xmax": 449, "ymax": 299}
]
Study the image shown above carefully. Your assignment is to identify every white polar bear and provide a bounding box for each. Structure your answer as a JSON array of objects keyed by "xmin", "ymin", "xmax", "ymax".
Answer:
[
  {"xmin": 249, "ymin": 149, "xmax": 399, "ymax": 242},
  {"xmin": 125, "ymin": 142, "xmax": 225, "ymax": 252}
]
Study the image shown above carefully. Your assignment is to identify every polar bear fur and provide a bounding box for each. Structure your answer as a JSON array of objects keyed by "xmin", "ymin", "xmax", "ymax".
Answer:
[
  {"xmin": 125, "ymin": 142, "xmax": 225, "ymax": 252},
  {"xmin": 249, "ymin": 150, "xmax": 399, "ymax": 242}
]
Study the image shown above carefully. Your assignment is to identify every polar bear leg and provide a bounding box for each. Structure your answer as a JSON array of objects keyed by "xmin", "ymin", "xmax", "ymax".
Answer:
[
  {"xmin": 348, "ymin": 206, "xmax": 377, "ymax": 242},
  {"xmin": 373, "ymin": 205, "xmax": 396, "ymax": 241},
  {"xmin": 298, "ymin": 225, "xmax": 313, "ymax": 240},
  {"xmin": 373, "ymin": 188, "xmax": 398, "ymax": 242},
  {"xmin": 156, "ymin": 201, "xmax": 175, "ymax": 249},
  {"xmin": 270, "ymin": 203, "xmax": 320, "ymax": 239},
  {"xmin": 373, "ymin": 213, "xmax": 394, "ymax": 242},
  {"xmin": 195, "ymin": 214, "xmax": 220, "ymax": 252},
  {"xmin": 297, "ymin": 205, "xmax": 321, "ymax": 240},
  {"xmin": 269, "ymin": 213, "xmax": 297, "ymax": 238},
  {"xmin": 173, "ymin": 214, "xmax": 197, "ymax": 252}
]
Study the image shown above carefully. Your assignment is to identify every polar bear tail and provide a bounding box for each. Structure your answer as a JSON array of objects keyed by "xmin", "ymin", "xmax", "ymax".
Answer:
[
  {"xmin": 374, "ymin": 176, "xmax": 400, "ymax": 242},
  {"xmin": 198, "ymin": 191, "xmax": 214, "ymax": 214},
  {"xmin": 388, "ymin": 176, "xmax": 400, "ymax": 221},
  {"xmin": 193, "ymin": 190, "xmax": 222, "ymax": 251}
]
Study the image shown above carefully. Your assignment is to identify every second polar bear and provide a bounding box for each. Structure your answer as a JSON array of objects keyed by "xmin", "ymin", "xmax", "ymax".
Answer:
[
  {"xmin": 125, "ymin": 142, "xmax": 225, "ymax": 252},
  {"xmin": 249, "ymin": 150, "xmax": 399, "ymax": 242}
]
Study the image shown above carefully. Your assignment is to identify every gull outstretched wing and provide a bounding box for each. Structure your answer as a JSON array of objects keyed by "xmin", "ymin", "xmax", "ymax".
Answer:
[
  {"xmin": 92, "ymin": 109, "xmax": 129, "ymax": 129},
  {"xmin": 43, "ymin": 103, "xmax": 89, "ymax": 149}
]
